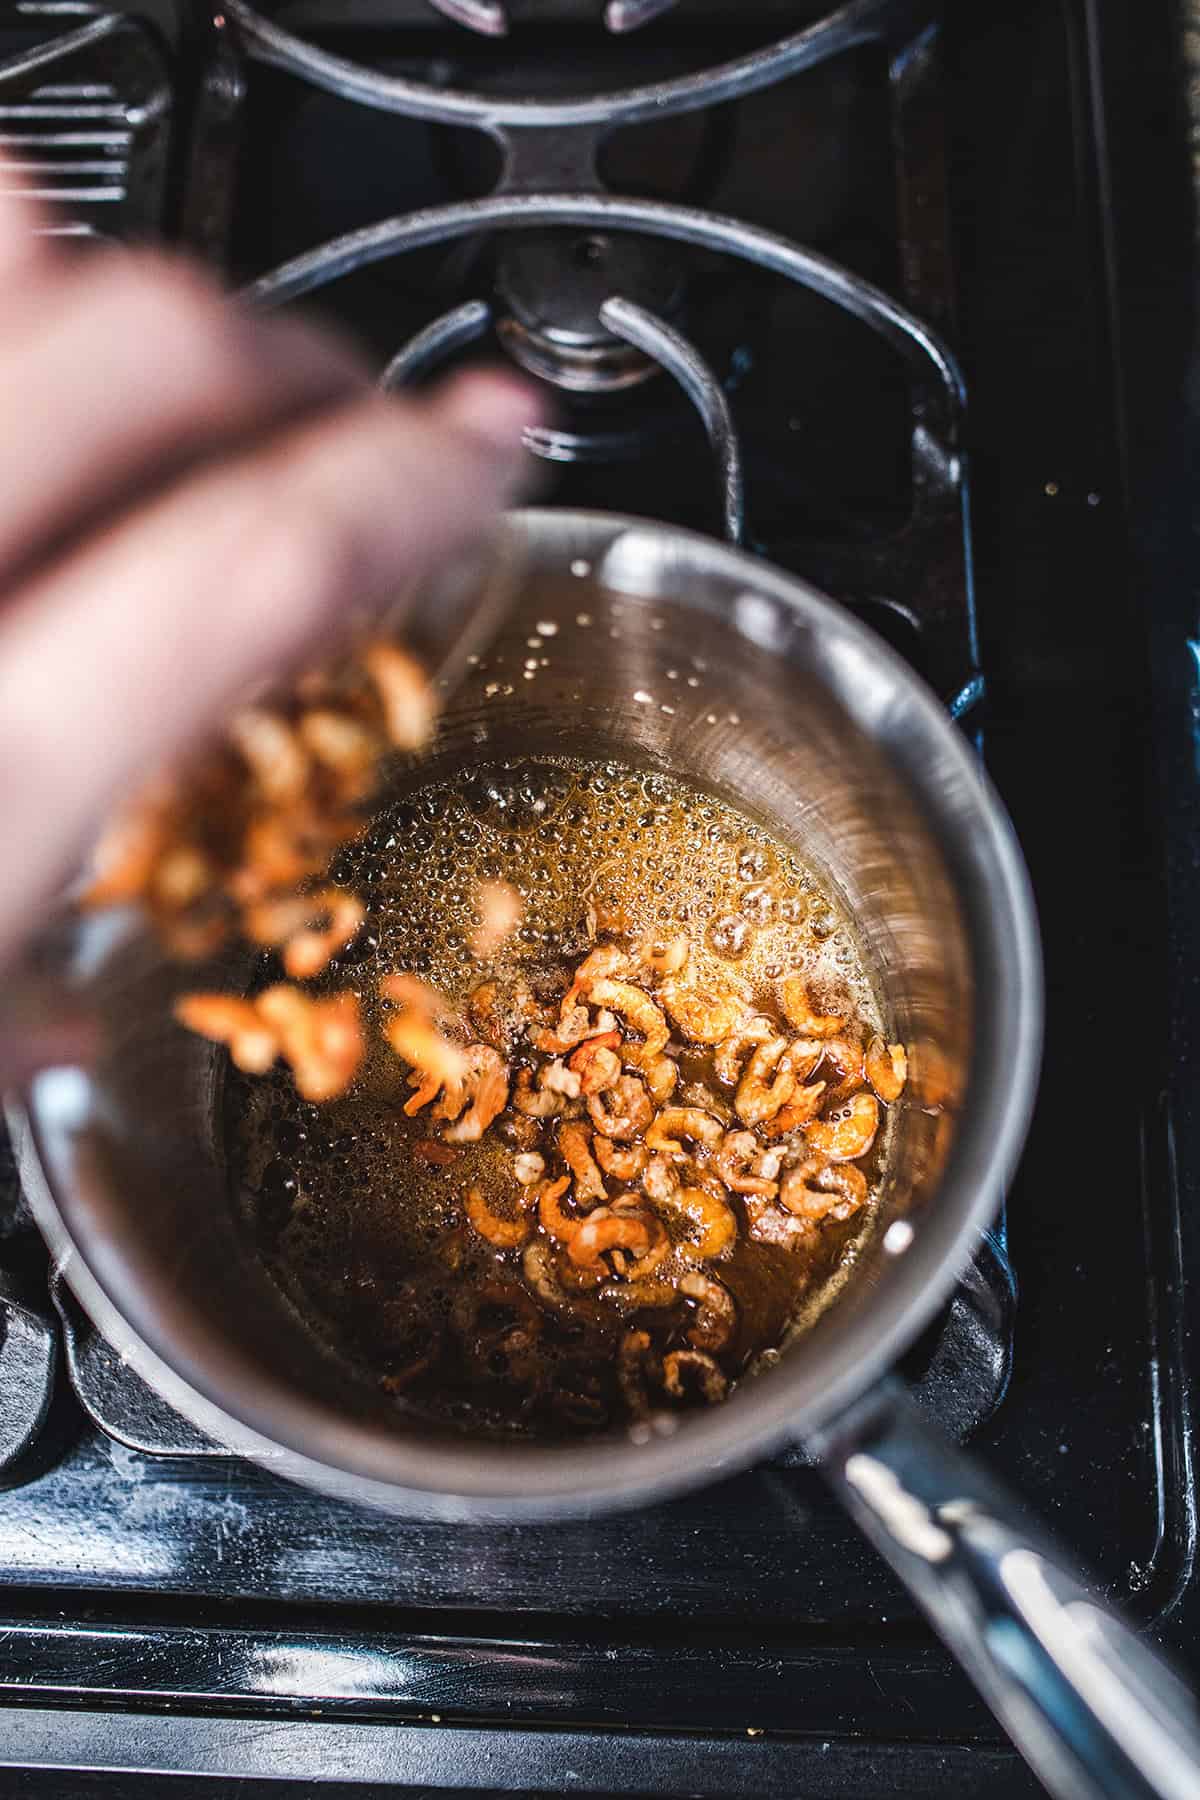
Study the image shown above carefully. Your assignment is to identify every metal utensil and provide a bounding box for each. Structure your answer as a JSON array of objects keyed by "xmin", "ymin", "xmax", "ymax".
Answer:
[{"xmin": 14, "ymin": 510, "xmax": 1200, "ymax": 1800}]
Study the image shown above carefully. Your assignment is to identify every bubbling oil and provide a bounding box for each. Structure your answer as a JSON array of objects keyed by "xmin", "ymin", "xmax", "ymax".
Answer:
[{"xmin": 230, "ymin": 757, "xmax": 888, "ymax": 1441}]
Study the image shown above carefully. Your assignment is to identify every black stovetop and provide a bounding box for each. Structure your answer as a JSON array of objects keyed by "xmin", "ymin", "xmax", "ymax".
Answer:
[{"xmin": 0, "ymin": 2, "xmax": 1193, "ymax": 1795}]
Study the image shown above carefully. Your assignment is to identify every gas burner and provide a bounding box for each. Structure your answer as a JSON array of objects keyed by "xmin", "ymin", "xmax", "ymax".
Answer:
[
  {"xmin": 247, "ymin": 190, "xmax": 965, "ymax": 672},
  {"xmin": 497, "ymin": 309, "xmax": 649, "ymax": 389},
  {"xmin": 495, "ymin": 228, "xmax": 684, "ymax": 391},
  {"xmin": 380, "ymin": 288, "xmax": 742, "ymax": 536},
  {"xmin": 426, "ymin": 0, "xmax": 680, "ymax": 30}
]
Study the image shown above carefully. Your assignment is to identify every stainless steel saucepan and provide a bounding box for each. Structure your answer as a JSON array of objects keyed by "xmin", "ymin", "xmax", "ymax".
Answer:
[{"xmin": 14, "ymin": 510, "xmax": 1200, "ymax": 1800}]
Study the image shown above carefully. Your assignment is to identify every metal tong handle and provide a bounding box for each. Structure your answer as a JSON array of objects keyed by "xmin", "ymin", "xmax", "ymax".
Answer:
[{"xmin": 814, "ymin": 1379, "xmax": 1200, "ymax": 1800}]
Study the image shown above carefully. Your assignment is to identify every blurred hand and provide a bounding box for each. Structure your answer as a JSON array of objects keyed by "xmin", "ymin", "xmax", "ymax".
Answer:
[{"xmin": 0, "ymin": 165, "xmax": 542, "ymax": 977}]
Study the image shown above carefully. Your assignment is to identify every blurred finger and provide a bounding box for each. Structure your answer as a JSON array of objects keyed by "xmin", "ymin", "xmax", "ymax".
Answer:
[
  {"xmin": 0, "ymin": 369, "xmax": 544, "ymax": 966},
  {"xmin": 0, "ymin": 250, "xmax": 372, "ymax": 591}
]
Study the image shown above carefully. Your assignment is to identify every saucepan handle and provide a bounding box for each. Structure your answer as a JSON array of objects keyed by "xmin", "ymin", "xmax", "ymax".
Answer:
[{"xmin": 811, "ymin": 1378, "xmax": 1200, "ymax": 1800}]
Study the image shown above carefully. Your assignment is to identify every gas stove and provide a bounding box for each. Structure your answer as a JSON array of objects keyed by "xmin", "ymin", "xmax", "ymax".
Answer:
[{"xmin": 0, "ymin": 2, "xmax": 1193, "ymax": 1793}]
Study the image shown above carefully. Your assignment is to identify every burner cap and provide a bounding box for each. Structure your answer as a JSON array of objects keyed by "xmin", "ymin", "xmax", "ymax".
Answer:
[{"xmin": 496, "ymin": 230, "xmax": 683, "ymax": 392}]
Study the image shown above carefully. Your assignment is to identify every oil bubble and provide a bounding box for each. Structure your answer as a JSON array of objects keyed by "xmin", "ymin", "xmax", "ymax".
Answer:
[
  {"xmin": 740, "ymin": 881, "xmax": 776, "ymax": 925},
  {"xmin": 737, "ymin": 845, "xmax": 773, "ymax": 882},
  {"xmin": 707, "ymin": 913, "xmax": 753, "ymax": 960}
]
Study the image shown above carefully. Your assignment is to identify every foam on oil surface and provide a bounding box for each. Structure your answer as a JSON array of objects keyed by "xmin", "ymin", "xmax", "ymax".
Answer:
[{"xmin": 337, "ymin": 757, "xmax": 876, "ymax": 1006}]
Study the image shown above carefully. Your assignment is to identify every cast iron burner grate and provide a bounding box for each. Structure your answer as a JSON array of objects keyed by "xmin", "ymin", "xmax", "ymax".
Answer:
[{"xmin": 226, "ymin": 0, "xmax": 981, "ymax": 711}]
